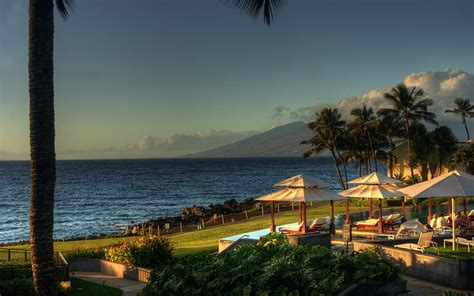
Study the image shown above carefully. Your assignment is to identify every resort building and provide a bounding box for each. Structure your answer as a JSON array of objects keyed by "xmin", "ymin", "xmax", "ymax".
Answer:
[{"xmin": 388, "ymin": 141, "xmax": 472, "ymax": 180}]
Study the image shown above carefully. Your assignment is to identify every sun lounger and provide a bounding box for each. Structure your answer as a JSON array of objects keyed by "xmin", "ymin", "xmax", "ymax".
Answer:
[
  {"xmin": 309, "ymin": 217, "xmax": 328, "ymax": 231},
  {"xmin": 280, "ymin": 221, "xmax": 304, "ymax": 234},
  {"xmin": 395, "ymin": 231, "xmax": 439, "ymax": 254},
  {"xmin": 355, "ymin": 219, "xmax": 379, "ymax": 230},
  {"xmin": 384, "ymin": 213, "xmax": 403, "ymax": 230},
  {"xmin": 469, "ymin": 210, "xmax": 474, "ymax": 222},
  {"xmin": 454, "ymin": 237, "xmax": 474, "ymax": 252}
]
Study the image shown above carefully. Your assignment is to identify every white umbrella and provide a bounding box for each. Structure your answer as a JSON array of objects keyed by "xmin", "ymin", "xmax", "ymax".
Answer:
[
  {"xmin": 340, "ymin": 183, "xmax": 404, "ymax": 233},
  {"xmin": 273, "ymin": 174, "xmax": 328, "ymax": 188},
  {"xmin": 348, "ymin": 172, "xmax": 403, "ymax": 186},
  {"xmin": 398, "ymin": 170, "xmax": 474, "ymax": 250},
  {"xmin": 256, "ymin": 186, "xmax": 346, "ymax": 233}
]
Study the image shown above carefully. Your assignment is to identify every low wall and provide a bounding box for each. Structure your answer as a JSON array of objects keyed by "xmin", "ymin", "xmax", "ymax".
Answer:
[
  {"xmin": 353, "ymin": 240, "xmax": 474, "ymax": 290},
  {"xmin": 287, "ymin": 232, "xmax": 331, "ymax": 248},
  {"xmin": 69, "ymin": 258, "xmax": 152, "ymax": 283}
]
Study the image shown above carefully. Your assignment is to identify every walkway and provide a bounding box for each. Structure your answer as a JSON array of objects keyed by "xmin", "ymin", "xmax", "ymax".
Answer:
[
  {"xmin": 401, "ymin": 275, "xmax": 471, "ymax": 295},
  {"xmin": 70, "ymin": 271, "xmax": 146, "ymax": 296}
]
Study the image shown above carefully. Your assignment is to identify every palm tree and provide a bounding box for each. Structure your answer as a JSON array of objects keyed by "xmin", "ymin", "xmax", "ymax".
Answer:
[
  {"xmin": 445, "ymin": 98, "xmax": 474, "ymax": 141},
  {"xmin": 29, "ymin": 1, "xmax": 72, "ymax": 295},
  {"xmin": 378, "ymin": 83, "xmax": 438, "ymax": 181},
  {"xmin": 303, "ymin": 108, "xmax": 347, "ymax": 190},
  {"xmin": 350, "ymin": 105, "xmax": 378, "ymax": 172},
  {"xmin": 378, "ymin": 113, "xmax": 404, "ymax": 177}
]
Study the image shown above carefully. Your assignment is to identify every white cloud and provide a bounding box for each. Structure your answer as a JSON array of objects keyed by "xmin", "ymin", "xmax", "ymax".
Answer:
[{"xmin": 278, "ymin": 68, "xmax": 474, "ymax": 138}]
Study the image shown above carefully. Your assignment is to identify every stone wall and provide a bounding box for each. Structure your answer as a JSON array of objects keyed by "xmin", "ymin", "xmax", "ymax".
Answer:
[{"xmin": 353, "ymin": 240, "xmax": 474, "ymax": 290}]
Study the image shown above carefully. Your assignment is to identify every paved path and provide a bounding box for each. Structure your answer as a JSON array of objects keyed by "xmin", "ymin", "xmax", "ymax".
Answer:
[
  {"xmin": 401, "ymin": 275, "xmax": 472, "ymax": 296},
  {"xmin": 70, "ymin": 271, "xmax": 146, "ymax": 296}
]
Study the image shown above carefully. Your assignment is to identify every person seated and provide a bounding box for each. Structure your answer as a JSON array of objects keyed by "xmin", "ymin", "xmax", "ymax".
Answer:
[
  {"xmin": 446, "ymin": 215, "xmax": 453, "ymax": 228},
  {"xmin": 436, "ymin": 214, "xmax": 448, "ymax": 230},
  {"xmin": 429, "ymin": 214, "xmax": 437, "ymax": 229},
  {"xmin": 456, "ymin": 211, "xmax": 468, "ymax": 228}
]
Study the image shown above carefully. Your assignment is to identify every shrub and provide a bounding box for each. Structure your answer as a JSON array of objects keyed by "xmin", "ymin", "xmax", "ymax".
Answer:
[
  {"xmin": 0, "ymin": 264, "xmax": 32, "ymax": 280},
  {"xmin": 63, "ymin": 247, "xmax": 106, "ymax": 262},
  {"xmin": 105, "ymin": 236, "xmax": 173, "ymax": 268},
  {"xmin": 0, "ymin": 279, "xmax": 34, "ymax": 296},
  {"xmin": 140, "ymin": 234, "xmax": 400, "ymax": 296}
]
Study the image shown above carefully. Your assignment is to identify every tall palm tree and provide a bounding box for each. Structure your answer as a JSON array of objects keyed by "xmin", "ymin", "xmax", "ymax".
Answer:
[
  {"xmin": 303, "ymin": 108, "xmax": 347, "ymax": 190},
  {"xmin": 445, "ymin": 98, "xmax": 474, "ymax": 141},
  {"xmin": 350, "ymin": 105, "xmax": 378, "ymax": 172},
  {"xmin": 29, "ymin": 1, "xmax": 72, "ymax": 295},
  {"xmin": 378, "ymin": 83, "xmax": 438, "ymax": 181},
  {"xmin": 302, "ymin": 108, "xmax": 351, "ymax": 224},
  {"xmin": 378, "ymin": 113, "xmax": 404, "ymax": 177}
]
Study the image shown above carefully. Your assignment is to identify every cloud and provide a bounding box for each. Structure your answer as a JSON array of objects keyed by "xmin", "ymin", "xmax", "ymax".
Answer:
[
  {"xmin": 279, "ymin": 69, "xmax": 474, "ymax": 137},
  {"xmin": 131, "ymin": 129, "xmax": 258, "ymax": 153},
  {"xmin": 272, "ymin": 105, "xmax": 290, "ymax": 119}
]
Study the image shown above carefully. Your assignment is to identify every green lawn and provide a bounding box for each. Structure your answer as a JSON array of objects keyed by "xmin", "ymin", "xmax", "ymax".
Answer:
[
  {"xmin": 427, "ymin": 246, "xmax": 474, "ymax": 260},
  {"xmin": 2, "ymin": 205, "xmax": 360, "ymax": 257},
  {"xmin": 70, "ymin": 278, "xmax": 122, "ymax": 296}
]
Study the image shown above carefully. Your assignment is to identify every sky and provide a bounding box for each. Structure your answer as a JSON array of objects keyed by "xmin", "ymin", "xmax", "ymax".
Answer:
[{"xmin": 1, "ymin": 0, "xmax": 473, "ymax": 159}]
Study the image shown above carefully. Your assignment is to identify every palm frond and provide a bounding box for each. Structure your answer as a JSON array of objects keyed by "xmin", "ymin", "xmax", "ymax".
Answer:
[
  {"xmin": 231, "ymin": 0, "xmax": 285, "ymax": 25},
  {"xmin": 56, "ymin": 0, "xmax": 74, "ymax": 19}
]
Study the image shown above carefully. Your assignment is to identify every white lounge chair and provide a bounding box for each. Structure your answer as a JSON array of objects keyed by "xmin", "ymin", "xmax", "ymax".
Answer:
[
  {"xmin": 455, "ymin": 237, "xmax": 474, "ymax": 252},
  {"xmin": 280, "ymin": 221, "xmax": 304, "ymax": 234},
  {"xmin": 309, "ymin": 217, "xmax": 328, "ymax": 231},
  {"xmin": 395, "ymin": 231, "xmax": 438, "ymax": 254},
  {"xmin": 355, "ymin": 219, "xmax": 379, "ymax": 230}
]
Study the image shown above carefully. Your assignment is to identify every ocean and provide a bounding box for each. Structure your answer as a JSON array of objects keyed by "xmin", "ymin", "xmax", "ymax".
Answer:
[{"xmin": 1, "ymin": 157, "xmax": 369, "ymax": 243}]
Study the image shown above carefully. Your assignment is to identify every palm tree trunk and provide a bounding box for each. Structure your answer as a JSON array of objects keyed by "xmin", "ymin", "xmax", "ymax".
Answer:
[
  {"xmin": 29, "ymin": 1, "xmax": 57, "ymax": 295},
  {"xmin": 463, "ymin": 117, "xmax": 471, "ymax": 141},
  {"xmin": 335, "ymin": 148, "xmax": 348, "ymax": 188},
  {"xmin": 367, "ymin": 130, "xmax": 378, "ymax": 172},
  {"xmin": 330, "ymin": 149, "xmax": 346, "ymax": 190},
  {"xmin": 404, "ymin": 119, "xmax": 415, "ymax": 182}
]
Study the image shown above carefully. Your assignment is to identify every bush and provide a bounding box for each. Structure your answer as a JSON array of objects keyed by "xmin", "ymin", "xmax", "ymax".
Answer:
[
  {"xmin": 0, "ymin": 279, "xmax": 34, "ymax": 296},
  {"xmin": 105, "ymin": 236, "xmax": 173, "ymax": 268},
  {"xmin": 63, "ymin": 247, "xmax": 106, "ymax": 262},
  {"xmin": 140, "ymin": 234, "xmax": 400, "ymax": 296},
  {"xmin": 0, "ymin": 264, "xmax": 32, "ymax": 280}
]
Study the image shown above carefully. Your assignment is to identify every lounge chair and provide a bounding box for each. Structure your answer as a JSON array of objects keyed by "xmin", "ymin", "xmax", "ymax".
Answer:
[
  {"xmin": 309, "ymin": 217, "xmax": 328, "ymax": 231},
  {"xmin": 355, "ymin": 219, "xmax": 379, "ymax": 230},
  {"xmin": 280, "ymin": 221, "xmax": 304, "ymax": 234},
  {"xmin": 395, "ymin": 231, "xmax": 439, "ymax": 254},
  {"xmin": 384, "ymin": 213, "xmax": 403, "ymax": 230},
  {"xmin": 468, "ymin": 210, "xmax": 474, "ymax": 222},
  {"xmin": 455, "ymin": 237, "xmax": 474, "ymax": 252}
]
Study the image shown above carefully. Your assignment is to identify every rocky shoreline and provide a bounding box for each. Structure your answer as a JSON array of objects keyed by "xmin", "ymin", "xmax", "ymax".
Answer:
[{"xmin": 126, "ymin": 198, "xmax": 258, "ymax": 234}]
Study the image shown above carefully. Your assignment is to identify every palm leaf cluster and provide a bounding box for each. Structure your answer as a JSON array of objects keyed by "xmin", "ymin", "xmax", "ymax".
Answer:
[
  {"xmin": 231, "ymin": 0, "xmax": 285, "ymax": 25},
  {"xmin": 445, "ymin": 98, "xmax": 474, "ymax": 141}
]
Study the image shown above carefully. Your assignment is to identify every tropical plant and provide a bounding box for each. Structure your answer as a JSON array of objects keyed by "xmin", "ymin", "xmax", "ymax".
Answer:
[
  {"xmin": 445, "ymin": 98, "xmax": 474, "ymax": 141},
  {"xmin": 378, "ymin": 83, "xmax": 438, "ymax": 181},
  {"xmin": 232, "ymin": 0, "xmax": 285, "ymax": 25},
  {"xmin": 105, "ymin": 236, "xmax": 173, "ymax": 268},
  {"xmin": 350, "ymin": 105, "xmax": 379, "ymax": 171},
  {"xmin": 378, "ymin": 113, "xmax": 404, "ymax": 177},
  {"xmin": 451, "ymin": 144, "xmax": 474, "ymax": 174},
  {"xmin": 302, "ymin": 108, "xmax": 347, "ymax": 190},
  {"xmin": 141, "ymin": 234, "xmax": 400, "ymax": 296}
]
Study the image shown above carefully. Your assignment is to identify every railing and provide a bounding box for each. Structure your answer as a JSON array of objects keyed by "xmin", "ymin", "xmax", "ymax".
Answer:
[
  {"xmin": 133, "ymin": 201, "xmax": 325, "ymax": 237},
  {"xmin": 0, "ymin": 248, "xmax": 69, "ymax": 281}
]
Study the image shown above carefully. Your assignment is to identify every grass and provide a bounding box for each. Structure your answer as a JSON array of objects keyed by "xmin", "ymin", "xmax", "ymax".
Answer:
[
  {"xmin": 70, "ymin": 278, "xmax": 122, "ymax": 296},
  {"xmin": 427, "ymin": 246, "xmax": 474, "ymax": 260},
  {"xmin": 2, "ymin": 204, "xmax": 360, "ymax": 257}
]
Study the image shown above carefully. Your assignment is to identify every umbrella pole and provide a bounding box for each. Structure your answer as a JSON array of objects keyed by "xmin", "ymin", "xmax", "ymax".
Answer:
[
  {"xmin": 302, "ymin": 202, "xmax": 307, "ymax": 234},
  {"xmin": 330, "ymin": 200, "xmax": 335, "ymax": 235},
  {"xmin": 298, "ymin": 202, "xmax": 302, "ymax": 223},
  {"xmin": 464, "ymin": 197, "xmax": 467, "ymax": 216},
  {"xmin": 402, "ymin": 196, "xmax": 406, "ymax": 222},
  {"xmin": 448, "ymin": 197, "xmax": 452, "ymax": 217},
  {"xmin": 345, "ymin": 200, "xmax": 350, "ymax": 224},
  {"xmin": 452, "ymin": 197, "xmax": 456, "ymax": 251},
  {"xmin": 378, "ymin": 198, "xmax": 383, "ymax": 233},
  {"xmin": 369, "ymin": 199, "xmax": 373, "ymax": 219},
  {"xmin": 427, "ymin": 198, "xmax": 432, "ymax": 224},
  {"xmin": 270, "ymin": 201, "xmax": 276, "ymax": 232}
]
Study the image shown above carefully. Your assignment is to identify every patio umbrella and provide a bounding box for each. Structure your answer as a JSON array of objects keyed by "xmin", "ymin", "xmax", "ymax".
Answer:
[
  {"xmin": 273, "ymin": 174, "xmax": 328, "ymax": 188},
  {"xmin": 340, "ymin": 179, "xmax": 404, "ymax": 233},
  {"xmin": 273, "ymin": 174, "xmax": 334, "ymax": 229},
  {"xmin": 256, "ymin": 186, "xmax": 346, "ymax": 233},
  {"xmin": 399, "ymin": 170, "xmax": 474, "ymax": 250}
]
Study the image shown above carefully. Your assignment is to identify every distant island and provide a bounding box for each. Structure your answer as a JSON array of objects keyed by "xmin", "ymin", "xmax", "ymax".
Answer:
[{"xmin": 182, "ymin": 121, "xmax": 314, "ymax": 158}]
